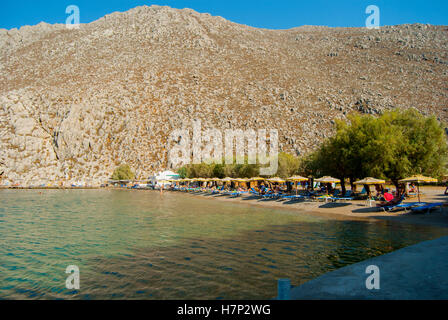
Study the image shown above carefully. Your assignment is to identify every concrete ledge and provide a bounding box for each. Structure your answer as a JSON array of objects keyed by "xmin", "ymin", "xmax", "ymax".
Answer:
[{"xmin": 291, "ymin": 236, "xmax": 448, "ymax": 300}]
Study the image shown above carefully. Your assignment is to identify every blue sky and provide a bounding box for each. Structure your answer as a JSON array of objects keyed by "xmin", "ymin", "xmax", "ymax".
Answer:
[{"xmin": 1, "ymin": 0, "xmax": 447, "ymax": 30}]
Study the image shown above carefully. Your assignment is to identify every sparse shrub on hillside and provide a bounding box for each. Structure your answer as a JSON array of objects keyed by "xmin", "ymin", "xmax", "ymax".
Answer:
[{"xmin": 111, "ymin": 164, "xmax": 135, "ymax": 180}]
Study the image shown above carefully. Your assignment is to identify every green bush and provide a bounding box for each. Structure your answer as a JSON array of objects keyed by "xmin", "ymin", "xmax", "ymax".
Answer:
[{"xmin": 111, "ymin": 164, "xmax": 135, "ymax": 180}]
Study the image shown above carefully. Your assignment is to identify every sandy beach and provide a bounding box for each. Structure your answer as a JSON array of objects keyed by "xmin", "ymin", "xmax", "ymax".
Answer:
[{"xmin": 172, "ymin": 186, "xmax": 448, "ymax": 228}]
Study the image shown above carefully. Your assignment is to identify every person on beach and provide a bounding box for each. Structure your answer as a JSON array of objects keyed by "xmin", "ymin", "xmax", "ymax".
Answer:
[
  {"xmin": 383, "ymin": 189, "xmax": 394, "ymax": 202},
  {"xmin": 375, "ymin": 184, "xmax": 384, "ymax": 199},
  {"xmin": 377, "ymin": 189, "xmax": 401, "ymax": 207}
]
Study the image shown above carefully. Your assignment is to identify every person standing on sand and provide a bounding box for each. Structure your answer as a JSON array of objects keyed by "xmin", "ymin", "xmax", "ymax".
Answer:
[{"xmin": 444, "ymin": 181, "xmax": 448, "ymax": 195}]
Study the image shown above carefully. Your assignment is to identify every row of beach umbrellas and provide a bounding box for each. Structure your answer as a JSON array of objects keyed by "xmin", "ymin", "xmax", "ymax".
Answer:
[
  {"xmin": 168, "ymin": 174, "xmax": 437, "ymax": 202},
  {"xmin": 170, "ymin": 175, "xmax": 436, "ymax": 185},
  {"xmin": 171, "ymin": 176, "xmax": 309, "ymax": 183}
]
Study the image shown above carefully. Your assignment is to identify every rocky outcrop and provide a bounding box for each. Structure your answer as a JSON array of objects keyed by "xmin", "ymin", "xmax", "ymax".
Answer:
[{"xmin": 0, "ymin": 5, "xmax": 447, "ymax": 186}]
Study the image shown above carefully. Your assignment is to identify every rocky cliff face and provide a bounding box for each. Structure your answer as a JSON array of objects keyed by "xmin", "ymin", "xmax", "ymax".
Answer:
[{"xmin": 1, "ymin": 5, "xmax": 447, "ymax": 186}]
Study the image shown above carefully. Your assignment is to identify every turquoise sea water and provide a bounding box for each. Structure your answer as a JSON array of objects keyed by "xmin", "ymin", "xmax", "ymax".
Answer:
[{"xmin": 1, "ymin": 189, "xmax": 447, "ymax": 300}]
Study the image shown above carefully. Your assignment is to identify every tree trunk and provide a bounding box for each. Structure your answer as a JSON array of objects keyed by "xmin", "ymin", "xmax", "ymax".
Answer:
[
  {"xmin": 349, "ymin": 177, "xmax": 356, "ymax": 193},
  {"xmin": 392, "ymin": 180, "xmax": 401, "ymax": 196},
  {"xmin": 340, "ymin": 178, "xmax": 346, "ymax": 195}
]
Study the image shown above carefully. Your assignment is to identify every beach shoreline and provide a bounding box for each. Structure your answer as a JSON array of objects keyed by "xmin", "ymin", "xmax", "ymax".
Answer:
[{"xmin": 2, "ymin": 186, "xmax": 447, "ymax": 228}]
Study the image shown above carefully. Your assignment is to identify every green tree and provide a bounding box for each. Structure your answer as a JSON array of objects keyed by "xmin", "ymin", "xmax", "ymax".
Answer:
[
  {"xmin": 302, "ymin": 109, "xmax": 448, "ymax": 192},
  {"xmin": 276, "ymin": 152, "xmax": 301, "ymax": 178},
  {"xmin": 366, "ymin": 109, "xmax": 447, "ymax": 187},
  {"xmin": 212, "ymin": 164, "xmax": 225, "ymax": 178},
  {"xmin": 177, "ymin": 167, "xmax": 187, "ymax": 179},
  {"xmin": 111, "ymin": 164, "xmax": 135, "ymax": 180}
]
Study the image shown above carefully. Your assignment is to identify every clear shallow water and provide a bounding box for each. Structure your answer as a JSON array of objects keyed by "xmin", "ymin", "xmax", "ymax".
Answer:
[{"xmin": 1, "ymin": 189, "xmax": 447, "ymax": 300}]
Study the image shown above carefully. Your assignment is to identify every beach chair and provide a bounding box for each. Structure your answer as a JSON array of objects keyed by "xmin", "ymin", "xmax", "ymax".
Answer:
[
  {"xmin": 330, "ymin": 190, "xmax": 354, "ymax": 202},
  {"xmin": 261, "ymin": 191, "xmax": 283, "ymax": 199},
  {"xmin": 271, "ymin": 192, "xmax": 285, "ymax": 199},
  {"xmin": 386, "ymin": 202, "xmax": 426, "ymax": 212},
  {"xmin": 410, "ymin": 202, "xmax": 444, "ymax": 214},
  {"xmin": 315, "ymin": 194, "xmax": 333, "ymax": 203},
  {"xmin": 250, "ymin": 188, "xmax": 262, "ymax": 197},
  {"xmin": 224, "ymin": 190, "xmax": 240, "ymax": 196},
  {"xmin": 379, "ymin": 195, "xmax": 406, "ymax": 212},
  {"xmin": 261, "ymin": 192, "xmax": 274, "ymax": 199},
  {"xmin": 261, "ymin": 189, "xmax": 274, "ymax": 198},
  {"xmin": 353, "ymin": 187, "xmax": 367, "ymax": 199},
  {"xmin": 281, "ymin": 194, "xmax": 305, "ymax": 200}
]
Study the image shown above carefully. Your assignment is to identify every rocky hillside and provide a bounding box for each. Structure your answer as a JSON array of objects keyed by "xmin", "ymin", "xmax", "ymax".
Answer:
[{"xmin": 1, "ymin": 5, "xmax": 447, "ymax": 186}]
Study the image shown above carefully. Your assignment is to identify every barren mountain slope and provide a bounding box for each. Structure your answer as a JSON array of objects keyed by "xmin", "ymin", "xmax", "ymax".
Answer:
[{"xmin": 1, "ymin": 5, "xmax": 447, "ymax": 185}]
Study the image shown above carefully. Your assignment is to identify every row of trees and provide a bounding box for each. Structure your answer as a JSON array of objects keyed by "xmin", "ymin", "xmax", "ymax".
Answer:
[{"xmin": 177, "ymin": 152, "xmax": 301, "ymax": 179}]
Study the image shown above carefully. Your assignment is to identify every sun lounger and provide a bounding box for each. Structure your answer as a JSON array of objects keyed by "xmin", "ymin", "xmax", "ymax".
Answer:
[
  {"xmin": 224, "ymin": 190, "xmax": 241, "ymax": 196},
  {"xmin": 378, "ymin": 195, "xmax": 406, "ymax": 212},
  {"xmin": 410, "ymin": 202, "xmax": 444, "ymax": 214},
  {"xmin": 261, "ymin": 192, "xmax": 284, "ymax": 199},
  {"xmin": 250, "ymin": 188, "xmax": 261, "ymax": 196},
  {"xmin": 281, "ymin": 194, "xmax": 305, "ymax": 200},
  {"xmin": 384, "ymin": 202, "xmax": 426, "ymax": 212},
  {"xmin": 261, "ymin": 193, "xmax": 275, "ymax": 198},
  {"xmin": 315, "ymin": 195, "xmax": 333, "ymax": 202},
  {"xmin": 330, "ymin": 190, "xmax": 354, "ymax": 202}
]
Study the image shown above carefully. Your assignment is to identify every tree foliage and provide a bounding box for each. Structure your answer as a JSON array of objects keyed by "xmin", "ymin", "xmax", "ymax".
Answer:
[
  {"xmin": 277, "ymin": 152, "xmax": 301, "ymax": 178},
  {"xmin": 111, "ymin": 164, "xmax": 135, "ymax": 180},
  {"xmin": 302, "ymin": 109, "xmax": 448, "ymax": 189},
  {"xmin": 176, "ymin": 152, "xmax": 301, "ymax": 179}
]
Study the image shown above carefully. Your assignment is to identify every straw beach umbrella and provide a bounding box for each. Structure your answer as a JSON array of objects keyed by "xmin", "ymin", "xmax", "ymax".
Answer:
[
  {"xmin": 206, "ymin": 177, "xmax": 221, "ymax": 188},
  {"xmin": 267, "ymin": 177, "xmax": 286, "ymax": 191},
  {"xmin": 354, "ymin": 177, "xmax": 386, "ymax": 199},
  {"xmin": 354, "ymin": 177, "xmax": 386, "ymax": 185},
  {"xmin": 399, "ymin": 175, "xmax": 438, "ymax": 202},
  {"xmin": 194, "ymin": 178, "xmax": 208, "ymax": 187},
  {"xmin": 315, "ymin": 176, "xmax": 340, "ymax": 194},
  {"xmin": 180, "ymin": 178, "xmax": 193, "ymax": 189},
  {"xmin": 234, "ymin": 178, "xmax": 249, "ymax": 188},
  {"xmin": 221, "ymin": 177, "xmax": 234, "ymax": 188},
  {"xmin": 287, "ymin": 176, "xmax": 308, "ymax": 182},
  {"xmin": 315, "ymin": 176, "xmax": 341, "ymax": 184},
  {"xmin": 287, "ymin": 176, "xmax": 308, "ymax": 194},
  {"xmin": 267, "ymin": 177, "xmax": 286, "ymax": 183}
]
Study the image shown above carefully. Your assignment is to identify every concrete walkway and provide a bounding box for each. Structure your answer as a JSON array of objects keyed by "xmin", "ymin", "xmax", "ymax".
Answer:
[{"xmin": 290, "ymin": 236, "xmax": 448, "ymax": 299}]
